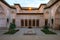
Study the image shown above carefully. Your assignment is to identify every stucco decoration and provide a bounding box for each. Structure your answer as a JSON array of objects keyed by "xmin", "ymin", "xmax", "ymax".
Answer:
[
  {"xmin": 0, "ymin": 5, "xmax": 5, "ymax": 17},
  {"xmin": 55, "ymin": 6, "xmax": 60, "ymax": 30},
  {"xmin": 0, "ymin": 5, "xmax": 4, "ymax": 13},
  {"xmin": 57, "ymin": 6, "xmax": 60, "ymax": 13}
]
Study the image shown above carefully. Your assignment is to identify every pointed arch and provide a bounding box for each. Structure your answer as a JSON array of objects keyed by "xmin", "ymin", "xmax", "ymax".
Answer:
[
  {"xmin": 56, "ymin": 6, "xmax": 60, "ymax": 14},
  {"xmin": 55, "ymin": 6, "xmax": 60, "ymax": 18},
  {"xmin": 55, "ymin": 6, "xmax": 60, "ymax": 30}
]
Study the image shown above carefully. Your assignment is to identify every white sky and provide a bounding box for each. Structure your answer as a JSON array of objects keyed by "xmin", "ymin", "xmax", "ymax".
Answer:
[{"xmin": 5, "ymin": 0, "xmax": 50, "ymax": 8}]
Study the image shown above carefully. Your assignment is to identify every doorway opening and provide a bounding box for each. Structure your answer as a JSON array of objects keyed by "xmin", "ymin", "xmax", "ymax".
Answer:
[{"xmin": 21, "ymin": 19, "xmax": 39, "ymax": 28}]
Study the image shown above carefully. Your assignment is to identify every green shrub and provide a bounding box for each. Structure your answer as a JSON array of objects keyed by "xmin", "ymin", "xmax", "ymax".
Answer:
[
  {"xmin": 9, "ymin": 23, "xmax": 16, "ymax": 30},
  {"xmin": 41, "ymin": 29, "xmax": 56, "ymax": 34},
  {"xmin": 4, "ymin": 21, "xmax": 19, "ymax": 34},
  {"xmin": 4, "ymin": 30, "xmax": 19, "ymax": 34},
  {"xmin": 43, "ymin": 25, "xmax": 49, "ymax": 29},
  {"xmin": 41, "ymin": 25, "xmax": 56, "ymax": 34}
]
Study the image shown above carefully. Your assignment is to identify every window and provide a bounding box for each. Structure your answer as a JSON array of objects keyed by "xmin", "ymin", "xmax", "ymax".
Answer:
[
  {"xmin": 21, "ymin": 20, "xmax": 24, "ymax": 26},
  {"xmin": 7, "ymin": 18, "xmax": 9, "ymax": 23},
  {"xmin": 45, "ymin": 19, "xmax": 48, "ymax": 25},
  {"xmin": 12, "ymin": 19, "xmax": 15, "ymax": 23},
  {"xmin": 51, "ymin": 19, "xmax": 53, "ymax": 24}
]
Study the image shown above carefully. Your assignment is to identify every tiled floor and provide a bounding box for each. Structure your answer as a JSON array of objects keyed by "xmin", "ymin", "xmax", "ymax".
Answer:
[
  {"xmin": 15, "ymin": 28, "xmax": 45, "ymax": 36},
  {"xmin": 0, "ymin": 28, "xmax": 60, "ymax": 40}
]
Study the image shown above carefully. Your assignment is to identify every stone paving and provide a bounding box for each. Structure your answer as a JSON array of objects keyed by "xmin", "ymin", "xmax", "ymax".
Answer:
[
  {"xmin": 0, "ymin": 28, "xmax": 60, "ymax": 40},
  {"xmin": 15, "ymin": 28, "xmax": 45, "ymax": 36}
]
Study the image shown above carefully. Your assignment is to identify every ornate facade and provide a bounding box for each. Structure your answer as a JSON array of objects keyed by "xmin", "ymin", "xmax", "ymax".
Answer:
[{"xmin": 0, "ymin": 0, "xmax": 60, "ymax": 30}]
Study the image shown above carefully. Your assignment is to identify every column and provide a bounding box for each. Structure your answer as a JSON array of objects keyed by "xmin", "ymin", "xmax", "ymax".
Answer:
[
  {"xmin": 28, "ymin": 19, "xmax": 29, "ymax": 28},
  {"xmin": 34, "ymin": 19, "xmax": 36, "ymax": 28}
]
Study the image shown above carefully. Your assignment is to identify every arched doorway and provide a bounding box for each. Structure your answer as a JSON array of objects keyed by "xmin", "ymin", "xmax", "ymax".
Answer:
[{"xmin": 55, "ymin": 6, "xmax": 60, "ymax": 30}]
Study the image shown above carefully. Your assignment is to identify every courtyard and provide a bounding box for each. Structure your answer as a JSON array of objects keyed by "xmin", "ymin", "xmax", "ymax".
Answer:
[
  {"xmin": 0, "ymin": 0, "xmax": 60, "ymax": 40},
  {"xmin": 0, "ymin": 28, "xmax": 60, "ymax": 40}
]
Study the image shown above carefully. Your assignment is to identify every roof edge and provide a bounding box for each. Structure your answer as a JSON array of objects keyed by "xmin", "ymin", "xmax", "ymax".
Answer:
[
  {"xmin": 0, "ymin": 0, "xmax": 16, "ymax": 9},
  {"xmin": 14, "ymin": 4, "xmax": 46, "ymax": 10},
  {"xmin": 44, "ymin": 0, "xmax": 60, "ymax": 9}
]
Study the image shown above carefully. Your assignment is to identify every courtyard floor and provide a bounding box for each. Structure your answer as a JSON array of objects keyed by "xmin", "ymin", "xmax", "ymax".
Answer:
[{"xmin": 0, "ymin": 28, "xmax": 60, "ymax": 40}]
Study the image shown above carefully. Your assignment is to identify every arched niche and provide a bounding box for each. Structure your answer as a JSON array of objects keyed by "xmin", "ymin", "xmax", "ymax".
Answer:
[
  {"xmin": 55, "ymin": 6, "xmax": 60, "ymax": 30},
  {"xmin": 55, "ymin": 6, "xmax": 60, "ymax": 20},
  {"xmin": 55, "ymin": 6, "xmax": 60, "ymax": 15}
]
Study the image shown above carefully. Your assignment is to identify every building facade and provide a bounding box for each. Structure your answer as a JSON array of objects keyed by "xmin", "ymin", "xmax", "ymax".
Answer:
[
  {"xmin": 0, "ymin": 0, "xmax": 60, "ymax": 30},
  {"xmin": 44, "ymin": 0, "xmax": 60, "ymax": 30}
]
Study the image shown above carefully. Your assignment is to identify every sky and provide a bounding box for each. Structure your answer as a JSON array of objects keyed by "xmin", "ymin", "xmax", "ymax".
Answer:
[{"xmin": 5, "ymin": 0, "xmax": 50, "ymax": 8}]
